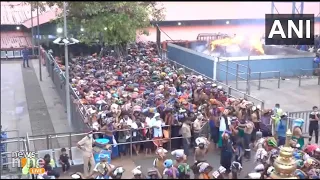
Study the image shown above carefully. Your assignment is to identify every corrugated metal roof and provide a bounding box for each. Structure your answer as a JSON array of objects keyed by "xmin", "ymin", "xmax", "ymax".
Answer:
[
  {"xmin": 0, "ymin": 1, "xmax": 53, "ymax": 25},
  {"xmin": 138, "ymin": 22, "xmax": 320, "ymax": 42},
  {"xmin": 0, "ymin": 32, "xmax": 32, "ymax": 50},
  {"xmin": 162, "ymin": 2, "xmax": 320, "ymax": 21},
  {"xmin": 22, "ymin": 8, "xmax": 62, "ymax": 28}
]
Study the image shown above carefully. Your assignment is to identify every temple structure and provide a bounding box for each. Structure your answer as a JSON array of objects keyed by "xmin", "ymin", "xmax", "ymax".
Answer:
[{"xmin": 270, "ymin": 129, "xmax": 297, "ymax": 179}]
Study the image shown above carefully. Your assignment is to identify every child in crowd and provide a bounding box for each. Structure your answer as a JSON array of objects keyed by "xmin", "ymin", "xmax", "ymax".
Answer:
[{"xmin": 59, "ymin": 148, "xmax": 70, "ymax": 173}]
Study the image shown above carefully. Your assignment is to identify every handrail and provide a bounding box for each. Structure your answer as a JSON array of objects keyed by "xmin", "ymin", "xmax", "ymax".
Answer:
[{"xmin": 46, "ymin": 52, "xmax": 92, "ymax": 128}]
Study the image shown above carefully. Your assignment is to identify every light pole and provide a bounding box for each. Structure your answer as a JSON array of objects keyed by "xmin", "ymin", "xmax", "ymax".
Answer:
[
  {"xmin": 53, "ymin": 2, "xmax": 79, "ymax": 128},
  {"xmin": 64, "ymin": 1, "xmax": 71, "ymax": 129},
  {"xmin": 31, "ymin": 3, "xmax": 34, "ymax": 55},
  {"xmin": 37, "ymin": 2, "xmax": 42, "ymax": 81}
]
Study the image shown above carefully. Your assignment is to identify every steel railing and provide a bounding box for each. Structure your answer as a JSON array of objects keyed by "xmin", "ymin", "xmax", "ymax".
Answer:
[
  {"xmin": 0, "ymin": 136, "xmax": 28, "ymax": 175},
  {"xmin": 0, "ymin": 110, "xmax": 315, "ymax": 176},
  {"xmin": 163, "ymin": 55, "xmax": 265, "ymax": 109},
  {"xmin": 43, "ymin": 49, "xmax": 91, "ymax": 132},
  {"xmin": 1, "ymin": 124, "xmax": 208, "ymax": 161},
  {"xmin": 298, "ymin": 68, "xmax": 320, "ymax": 87}
]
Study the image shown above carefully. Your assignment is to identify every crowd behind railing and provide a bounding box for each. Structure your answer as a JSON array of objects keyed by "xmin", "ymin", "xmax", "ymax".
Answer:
[{"xmin": 2, "ymin": 41, "xmax": 319, "ymax": 179}]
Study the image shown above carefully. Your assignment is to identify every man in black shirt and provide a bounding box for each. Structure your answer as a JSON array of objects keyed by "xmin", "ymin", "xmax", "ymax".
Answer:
[
  {"xmin": 309, "ymin": 106, "xmax": 320, "ymax": 144},
  {"xmin": 59, "ymin": 148, "xmax": 70, "ymax": 173}
]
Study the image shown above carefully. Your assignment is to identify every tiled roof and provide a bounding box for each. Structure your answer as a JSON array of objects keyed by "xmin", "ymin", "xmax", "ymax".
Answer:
[
  {"xmin": 0, "ymin": 31, "xmax": 32, "ymax": 50},
  {"xmin": 0, "ymin": 1, "xmax": 53, "ymax": 25}
]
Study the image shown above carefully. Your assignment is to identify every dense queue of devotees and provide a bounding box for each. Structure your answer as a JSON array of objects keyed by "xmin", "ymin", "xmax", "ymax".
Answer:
[
  {"xmin": 27, "ymin": 42, "xmax": 320, "ymax": 179},
  {"xmin": 69, "ymin": 106, "xmax": 320, "ymax": 179}
]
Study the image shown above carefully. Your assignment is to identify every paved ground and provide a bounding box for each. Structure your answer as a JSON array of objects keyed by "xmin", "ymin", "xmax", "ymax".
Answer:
[
  {"xmin": 1, "ymin": 61, "xmax": 33, "ymax": 153},
  {"xmin": 1, "ymin": 60, "xmax": 69, "ymax": 152},
  {"xmin": 227, "ymin": 77, "xmax": 320, "ymax": 111}
]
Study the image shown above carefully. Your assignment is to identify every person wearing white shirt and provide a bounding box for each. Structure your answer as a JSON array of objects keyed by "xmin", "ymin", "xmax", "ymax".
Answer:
[
  {"xmin": 193, "ymin": 114, "xmax": 203, "ymax": 141},
  {"xmin": 152, "ymin": 113, "xmax": 163, "ymax": 138},
  {"xmin": 218, "ymin": 110, "xmax": 231, "ymax": 148}
]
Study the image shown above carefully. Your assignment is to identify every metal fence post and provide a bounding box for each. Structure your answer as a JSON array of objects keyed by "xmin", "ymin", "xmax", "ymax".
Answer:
[
  {"xmin": 258, "ymin": 72, "xmax": 261, "ymax": 90},
  {"xmin": 226, "ymin": 60, "xmax": 229, "ymax": 85},
  {"xmin": 318, "ymin": 75, "xmax": 320, "ymax": 85},
  {"xmin": 261, "ymin": 101, "xmax": 265, "ymax": 110},
  {"xmin": 228, "ymin": 86, "xmax": 232, "ymax": 97},
  {"xmin": 169, "ymin": 126, "xmax": 172, "ymax": 152},
  {"xmin": 278, "ymin": 71, "xmax": 281, "ymax": 89},
  {"xmin": 130, "ymin": 129, "xmax": 133, "ymax": 157},
  {"xmin": 298, "ymin": 75, "xmax": 301, "ymax": 87},
  {"xmin": 68, "ymin": 132, "xmax": 72, "ymax": 159},
  {"xmin": 247, "ymin": 68, "xmax": 251, "ymax": 95},
  {"xmin": 46, "ymin": 135, "xmax": 50, "ymax": 150},
  {"xmin": 236, "ymin": 64, "xmax": 239, "ymax": 89}
]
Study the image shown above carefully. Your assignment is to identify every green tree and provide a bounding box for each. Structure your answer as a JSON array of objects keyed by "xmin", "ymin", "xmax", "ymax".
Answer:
[{"xmin": 27, "ymin": 2, "xmax": 165, "ymax": 55}]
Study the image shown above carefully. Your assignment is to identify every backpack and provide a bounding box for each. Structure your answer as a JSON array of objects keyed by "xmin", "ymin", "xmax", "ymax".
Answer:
[{"xmin": 177, "ymin": 163, "xmax": 191, "ymax": 179}]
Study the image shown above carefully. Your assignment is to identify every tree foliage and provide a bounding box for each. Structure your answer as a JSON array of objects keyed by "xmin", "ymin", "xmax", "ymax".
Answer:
[{"xmin": 27, "ymin": 2, "xmax": 165, "ymax": 45}]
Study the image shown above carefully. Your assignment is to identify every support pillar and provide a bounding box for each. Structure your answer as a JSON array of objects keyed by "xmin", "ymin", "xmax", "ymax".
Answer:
[
  {"xmin": 292, "ymin": 2, "xmax": 296, "ymax": 14},
  {"xmin": 300, "ymin": 2, "xmax": 304, "ymax": 14},
  {"xmin": 156, "ymin": 26, "xmax": 161, "ymax": 51}
]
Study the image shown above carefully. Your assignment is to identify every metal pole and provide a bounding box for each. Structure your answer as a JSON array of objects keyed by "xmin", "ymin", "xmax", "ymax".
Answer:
[
  {"xmin": 31, "ymin": 4, "xmax": 34, "ymax": 55},
  {"xmin": 64, "ymin": 2, "xmax": 72, "ymax": 128},
  {"xmin": 258, "ymin": 72, "xmax": 261, "ymax": 90},
  {"xmin": 236, "ymin": 64, "xmax": 239, "ymax": 89},
  {"xmin": 246, "ymin": 56, "xmax": 250, "ymax": 95},
  {"xmin": 37, "ymin": 3, "xmax": 42, "ymax": 81},
  {"xmin": 226, "ymin": 61, "xmax": 229, "ymax": 85},
  {"xmin": 278, "ymin": 71, "xmax": 281, "ymax": 88}
]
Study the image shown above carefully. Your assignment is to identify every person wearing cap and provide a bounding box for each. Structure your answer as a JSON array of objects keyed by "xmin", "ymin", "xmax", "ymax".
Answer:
[
  {"xmin": 88, "ymin": 153, "xmax": 114, "ymax": 179},
  {"xmin": 77, "ymin": 131, "xmax": 96, "ymax": 177},
  {"xmin": 132, "ymin": 166, "xmax": 143, "ymax": 179},
  {"xmin": 153, "ymin": 147, "xmax": 168, "ymax": 177},
  {"xmin": 271, "ymin": 103, "xmax": 283, "ymax": 139},
  {"xmin": 208, "ymin": 99, "xmax": 221, "ymax": 150},
  {"xmin": 291, "ymin": 125, "xmax": 305, "ymax": 150},
  {"xmin": 250, "ymin": 105, "xmax": 261, "ymax": 144},
  {"xmin": 194, "ymin": 137, "xmax": 210, "ymax": 178},
  {"xmin": 180, "ymin": 118, "xmax": 192, "ymax": 157},
  {"xmin": 309, "ymin": 106, "xmax": 319, "ymax": 144},
  {"xmin": 193, "ymin": 114, "xmax": 203, "ymax": 143},
  {"xmin": 220, "ymin": 132, "xmax": 233, "ymax": 174},
  {"xmin": 276, "ymin": 113, "xmax": 288, "ymax": 146},
  {"xmin": 152, "ymin": 113, "xmax": 164, "ymax": 139},
  {"xmin": 218, "ymin": 109, "xmax": 231, "ymax": 148}
]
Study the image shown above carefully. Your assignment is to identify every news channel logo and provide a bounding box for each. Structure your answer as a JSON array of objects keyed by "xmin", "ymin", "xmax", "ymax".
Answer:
[{"xmin": 265, "ymin": 14, "xmax": 314, "ymax": 45}]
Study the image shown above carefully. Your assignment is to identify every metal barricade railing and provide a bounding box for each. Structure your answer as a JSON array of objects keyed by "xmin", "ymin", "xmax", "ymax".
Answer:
[
  {"xmin": 24, "ymin": 125, "xmax": 186, "ymax": 158},
  {"xmin": 217, "ymin": 57, "xmax": 251, "ymax": 95},
  {"xmin": 298, "ymin": 68, "xmax": 320, "ymax": 87},
  {"xmin": 1, "ymin": 136, "xmax": 28, "ymax": 175},
  {"xmin": 43, "ymin": 49, "xmax": 91, "ymax": 131},
  {"xmin": 287, "ymin": 110, "xmax": 313, "ymax": 135},
  {"xmin": 165, "ymin": 57, "xmax": 264, "ymax": 108},
  {"xmin": 250, "ymin": 71, "xmax": 281, "ymax": 90}
]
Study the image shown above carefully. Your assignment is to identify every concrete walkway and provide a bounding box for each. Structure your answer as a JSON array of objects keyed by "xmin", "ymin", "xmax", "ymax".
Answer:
[
  {"xmin": 31, "ymin": 60, "xmax": 71, "ymax": 149},
  {"xmin": 228, "ymin": 77, "xmax": 320, "ymax": 111},
  {"xmin": 21, "ymin": 60, "xmax": 59, "ymax": 151}
]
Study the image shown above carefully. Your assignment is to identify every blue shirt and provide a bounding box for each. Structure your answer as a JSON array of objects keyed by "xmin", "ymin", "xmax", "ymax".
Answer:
[
  {"xmin": 277, "ymin": 119, "xmax": 287, "ymax": 137},
  {"xmin": 22, "ymin": 49, "xmax": 29, "ymax": 59}
]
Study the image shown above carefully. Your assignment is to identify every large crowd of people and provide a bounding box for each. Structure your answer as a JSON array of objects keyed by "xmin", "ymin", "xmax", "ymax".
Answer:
[{"xmin": 31, "ymin": 41, "xmax": 320, "ymax": 179}]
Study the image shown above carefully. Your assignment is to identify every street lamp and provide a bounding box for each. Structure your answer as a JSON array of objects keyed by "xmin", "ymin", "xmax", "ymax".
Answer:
[
  {"xmin": 57, "ymin": 27, "xmax": 63, "ymax": 34},
  {"xmin": 52, "ymin": 2, "xmax": 79, "ymax": 129}
]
